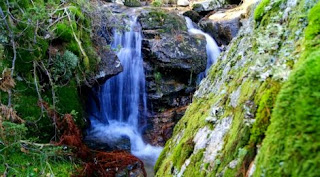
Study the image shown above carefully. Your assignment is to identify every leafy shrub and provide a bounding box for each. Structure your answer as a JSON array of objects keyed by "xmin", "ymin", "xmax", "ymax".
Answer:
[
  {"xmin": 1, "ymin": 121, "xmax": 27, "ymax": 144},
  {"xmin": 52, "ymin": 50, "xmax": 79, "ymax": 82}
]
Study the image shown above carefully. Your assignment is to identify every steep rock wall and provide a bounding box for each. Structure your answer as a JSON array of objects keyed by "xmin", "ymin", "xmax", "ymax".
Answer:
[{"xmin": 155, "ymin": 0, "xmax": 319, "ymax": 176}]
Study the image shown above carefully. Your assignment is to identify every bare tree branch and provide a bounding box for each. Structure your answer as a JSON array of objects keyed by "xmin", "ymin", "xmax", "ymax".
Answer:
[{"xmin": 0, "ymin": 6, "xmax": 17, "ymax": 107}]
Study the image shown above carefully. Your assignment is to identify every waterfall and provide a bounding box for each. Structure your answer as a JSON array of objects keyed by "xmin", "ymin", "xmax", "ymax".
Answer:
[
  {"xmin": 86, "ymin": 17, "xmax": 162, "ymax": 166},
  {"xmin": 185, "ymin": 17, "xmax": 220, "ymax": 81}
]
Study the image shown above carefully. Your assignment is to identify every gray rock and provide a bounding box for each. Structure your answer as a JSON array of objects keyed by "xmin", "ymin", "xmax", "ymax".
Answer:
[
  {"xmin": 84, "ymin": 135, "xmax": 131, "ymax": 152},
  {"xmin": 142, "ymin": 32, "xmax": 207, "ymax": 74},
  {"xmin": 177, "ymin": 0, "xmax": 190, "ymax": 6},
  {"xmin": 138, "ymin": 9, "xmax": 207, "ymax": 146},
  {"xmin": 192, "ymin": 0, "xmax": 227, "ymax": 12},
  {"xmin": 200, "ymin": 10, "xmax": 241, "ymax": 45},
  {"xmin": 183, "ymin": 10, "xmax": 201, "ymax": 23}
]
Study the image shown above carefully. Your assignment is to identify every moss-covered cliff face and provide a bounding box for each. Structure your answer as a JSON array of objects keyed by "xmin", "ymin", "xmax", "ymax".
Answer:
[{"xmin": 155, "ymin": 0, "xmax": 320, "ymax": 176}]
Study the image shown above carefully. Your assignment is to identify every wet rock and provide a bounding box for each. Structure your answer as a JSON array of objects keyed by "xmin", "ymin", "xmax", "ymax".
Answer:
[
  {"xmin": 85, "ymin": 3, "xmax": 125, "ymax": 86},
  {"xmin": 142, "ymin": 33, "xmax": 206, "ymax": 74},
  {"xmin": 138, "ymin": 9, "xmax": 207, "ymax": 146},
  {"xmin": 144, "ymin": 106, "xmax": 188, "ymax": 146},
  {"xmin": 199, "ymin": 2, "xmax": 252, "ymax": 45},
  {"xmin": 115, "ymin": 161, "xmax": 145, "ymax": 177},
  {"xmin": 85, "ymin": 135, "xmax": 131, "ymax": 152},
  {"xmin": 138, "ymin": 9, "xmax": 188, "ymax": 32},
  {"xmin": 183, "ymin": 10, "xmax": 202, "ymax": 23}
]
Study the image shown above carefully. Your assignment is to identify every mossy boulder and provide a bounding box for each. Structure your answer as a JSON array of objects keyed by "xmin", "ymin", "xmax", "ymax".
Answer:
[
  {"xmin": 138, "ymin": 9, "xmax": 188, "ymax": 32},
  {"xmin": 155, "ymin": 0, "xmax": 319, "ymax": 176},
  {"xmin": 253, "ymin": 1, "xmax": 320, "ymax": 176}
]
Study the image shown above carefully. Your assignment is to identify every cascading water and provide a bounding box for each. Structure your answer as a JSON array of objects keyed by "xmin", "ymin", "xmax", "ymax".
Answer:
[
  {"xmin": 185, "ymin": 17, "xmax": 221, "ymax": 81},
  {"xmin": 86, "ymin": 16, "xmax": 162, "ymax": 168}
]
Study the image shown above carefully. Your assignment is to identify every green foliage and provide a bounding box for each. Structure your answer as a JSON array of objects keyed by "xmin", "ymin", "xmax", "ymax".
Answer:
[
  {"xmin": 254, "ymin": 0, "xmax": 270, "ymax": 21},
  {"xmin": 1, "ymin": 121, "xmax": 27, "ymax": 144},
  {"xmin": 52, "ymin": 50, "xmax": 79, "ymax": 82},
  {"xmin": 152, "ymin": 0, "xmax": 163, "ymax": 7},
  {"xmin": 0, "ymin": 143, "xmax": 76, "ymax": 176}
]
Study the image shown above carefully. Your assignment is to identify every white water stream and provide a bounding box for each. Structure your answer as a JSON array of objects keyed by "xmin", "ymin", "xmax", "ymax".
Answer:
[{"xmin": 185, "ymin": 17, "xmax": 220, "ymax": 80}]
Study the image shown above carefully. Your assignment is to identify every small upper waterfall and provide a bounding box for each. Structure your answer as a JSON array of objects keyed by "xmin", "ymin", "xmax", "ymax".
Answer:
[
  {"xmin": 86, "ymin": 16, "xmax": 162, "ymax": 167},
  {"xmin": 185, "ymin": 17, "xmax": 221, "ymax": 80}
]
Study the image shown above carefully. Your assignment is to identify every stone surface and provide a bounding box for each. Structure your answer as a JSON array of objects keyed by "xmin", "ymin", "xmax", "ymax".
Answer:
[
  {"xmin": 191, "ymin": 0, "xmax": 227, "ymax": 12},
  {"xmin": 85, "ymin": 135, "xmax": 131, "ymax": 152},
  {"xmin": 183, "ymin": 10, "xmax": 202, "ymax": 23},
  {"xmin": 86, "ymin": 3, "xmax": 125, "ymax": 86},
  {"xmin": 199, "ymin": 2, "xmax": 252, "ymax": 45},
  {"xmin": 138, "ymin": 9, "xmax": 207, "ymax": 145},
  {"xmin": 177, "ymin": 0, "xmax": 190, "ymax": 6}
]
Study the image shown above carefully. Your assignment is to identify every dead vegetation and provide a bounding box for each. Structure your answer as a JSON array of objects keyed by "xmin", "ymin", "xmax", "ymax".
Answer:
[{"xmin": 39, "ymin": 101, "xmax": 147, "ymax": 177}]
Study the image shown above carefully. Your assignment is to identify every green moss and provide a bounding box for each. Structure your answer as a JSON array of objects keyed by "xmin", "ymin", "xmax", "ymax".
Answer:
[
  {"xmin": 141, "ymin": 9, "xmax": 187, "ymax": 32},
  {"xmin": 304, "ymin": 3, "xmax": 320, "ymax": 40},
  {"xmin": 67, "ymin": 40, "xmax": 81, "ymax": 55},
  {"xmin": 14, "ymin": 81, "xmax": 42, "ymax": 120},
  {"xmin": 155, "ymin": 94, "xmax": 220, "ymax": 175},
  {"xmin": 68, "ymin": 6, "xmax": 85, "ymax": 20},
  {"xmin": 254, "ymin": 0, "xmax": 283, "ymax": 26},
  {"xmin": 254, "ymin": 2, "xmax": 320, "ymax": 176},
  {"xmin": 0, "ymin": 144, "xmax": 76, "ymax": 176},
  {"xmin": 254, "ymin": 0, "xmax": 270, "ymax": 21},
  {"xmin": 302, "ymin": 1, "xmax": 320, "ymax": 58},
  {"xmin": 183, "ymin": 150, "xmax": 205, "ymax": 177},
  {"xmin": 254, "ymin": 50, "xmax": 320, "ymax": 177},
  {"xmin": 56, "ymin": 80, "xmax": 84, "ymax": 127},
  {"xmin": 55, "ymin": 21, "xmax": 75, "ymax": 41},
  {"xmin": 172, "ymin": 138, "xmax": 194, "ymax": 169},
  {"xmin": 249, "ymin": 79, "xmax": 281, "ymax": 146},
  {"xmin": 154, "ymin": 145, "xmax": 169, "ymax": 172}
]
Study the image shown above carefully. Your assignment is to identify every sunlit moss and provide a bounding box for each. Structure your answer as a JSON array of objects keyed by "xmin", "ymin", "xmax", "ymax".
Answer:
[{"xmin": 254, "ymin": 1, "xmax": 320, "ymax": 176}]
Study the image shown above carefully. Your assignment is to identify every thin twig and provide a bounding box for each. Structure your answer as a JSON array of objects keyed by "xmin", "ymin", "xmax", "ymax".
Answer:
[
  {"xmin": 33, "ymin": 61, "xmax": 44, "ymax": 122},
  {"xmin": 0, "ymin": 6, "xmax": 17, "ymax": 107},
  {"xmin": 40, "ymin": 61, "xmax": 57, "ymax": 141}
]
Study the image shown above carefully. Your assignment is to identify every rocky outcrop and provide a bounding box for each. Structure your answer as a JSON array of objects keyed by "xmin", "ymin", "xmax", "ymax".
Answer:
[
  {"xmin": 155, "ymin": 0, "xmax": 319, "ymax": 176},
  {"xmin": 192, "ymin": 0, "xmax": 227, "ymax": 12},
  {"xmin": 138, "ymin": 9, "xmax": 207, "ymax": 146},
  {"xmin": 183, "ymin": 10, "xmax": 202, "ymax": 23},
  {"xmin": 86, "ymin": 2, "xmax": 124, "ymax": 86},
  {"xmin": 199, "ymin": 1, "xmax": 251, "ymax": 45}
]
